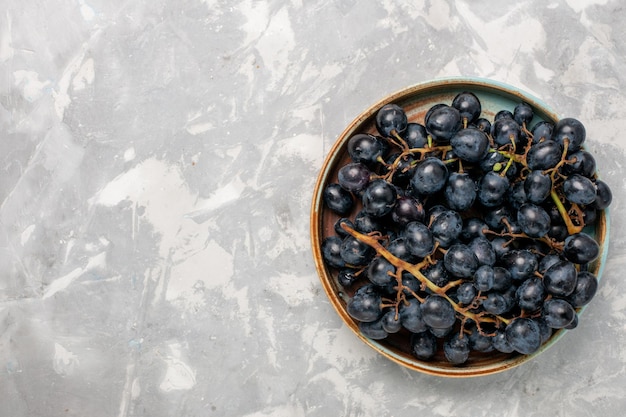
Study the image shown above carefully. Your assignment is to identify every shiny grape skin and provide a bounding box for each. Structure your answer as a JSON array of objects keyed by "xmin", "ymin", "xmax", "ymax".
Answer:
[
  {"xmin": 404, "ymin": 221, "xmax": 435, "ymax": 258},
  {"xmin": 321, "ymin": 236, "xmax": 345, "ymax": 269},
  {"xmin": 452, "ymin": 91, "xmax": 482, "ymax": 124},
  {"xmin": 402, "ymin": 123, "xmax": 429, "ymax": 148},
  {"xmin": 593, "ymin": 179, "xmax": 613, "ymax": 210},
  {"xmin": 348, "ymin": 133, "xmax": 387, "ymax": 166},
  {"xmin": 392, "ymin": 195, "xmax": 425, "ymax": 226},
  {"xmin": 425, "ymin": 105, "xmax": 462, "ymax": 143},
  {"xmin": 553, "ymin": 117, "xmax": 586, "ymax": 152},
  {"xmin": 411, "ymin": 331, "xmax": 438, "ymax": 360},
  {"xmin": 444, "ymin": 333, "xmax": 470, "ymax": 365},
  {"xmin": 561, "ymin": 149, "xmax": 596, "ymax": 177},
  {"xmin": 444, "ymin": 172, "xmax": 477, "ymax": 211},
  {"xmin": 473, "ymin": 265, "xmax": 495, "ymax": 291},
  {"xmin": 450, "ymin": 128, "xmax": 490, "ymax": 163},
  {"xmin": 456, "ymin": 282, "xmax": 477, "ymax": 305},
  {"xmin": 474, "ymin": 117, "xmax": 492, "ymax": 133},
  {"xmin": 501, "ymin": 249, "xmax": 539, "ymax": 282},
  {"xmin": 568, "ymin": 271, "xmax": 599, "ymax": 307},
  {"xmin": 410, "ymin": 157, "xmax": 449, "ymax": 195},
  {"xmin": 469, "ymin": 236, "xmax": 496, "ymax": 266},
  {"xmin": 542, "ymin": 299, "xmax": 576, "ymax": 329},
  {"xmin": 367, "ymin": 256, "xmax": 396, "ymax": 287},
  {"xmin": 421, "ymin": 295, "xmax": 457, "ymax": 329},
  {"xmin": 563, "ymin": 232, "xmax": 600, "ymax": 264},
  {"xmin": 347, "ymin": 284, "xmax": 383, "ymax": 322},
  {"xmin": 400, "ymin": 298, "xmax": 428, "ymax": 333},
  {"xmin": 375, "ymin": 103, "xmax": 408, "ymax": 137},
  {"xmin": 543, "ymin": 260, "xmax": 578, "ymax": 297},
  {"xmin": 505, "ymin": 318, "xmax": 542, "ymax": 355},
  {"xmin": 443, "ymin": 244, "xmax": 479, "ymax": 279},
  {"xmin": 323, "ymin": 183, "xmax": 354, "ymax": 215},
  {"xmin": 526, "ymin": 139, "xmax": 563, "ymax": 170},
  {"xmin": 340, "ymin": 235, "xmax": 375, "ymax": 267},
  {"xmin": 430, "ymin": 210, "xmax": 463, "ymax": 248},
  {"xmin": 359, "ymin": 319, "xmax": 388, "ymax": 340},
  {"xmin": 492, "ymin": 329, "xmax": 515, "ymax": 353},
  {"xmin": 494, "ymin": 109, "xmax": 513, "ymax": 121},
  {"xmin": 491, "ymin": 117, "xmax": 521, "ymax": 147},
  {"xmin": 516, "ymin": 277, "xmax": 546, "ymax": 311},
  {"xmin": 517, "ymin": 203, "xmax": 551, "ymax": 238},
  {"xmin": 530, "ymin": 120, "xmax": 554, "ymax": 143},
  {"xmin": 337, "ymin": 268, "xmax": 360, "ymax": 287},
  {"xmin": 514, "ymin": 102, "xmax": 534, "ymax": 127},
  {"xmin": 563, "ymin": 174, "xmax": 597, "ymax": 205},
  {"xmin": 381, "ymin": 309, "xmax": 403, "ymax": 333},
  {"xmin": 337, "ymin": 162, "xmax": 371, "ymax": 193},
  {"xmin": 362, "ymin": 179, "xmax": 397, "ymax": 217},
  {"xmin": 478, "ymin": 171, "xmax": 510, "ymax": 207},
  {"xmin": 524, "ymin": 171, "xmax": 552, "ymax": 204}
]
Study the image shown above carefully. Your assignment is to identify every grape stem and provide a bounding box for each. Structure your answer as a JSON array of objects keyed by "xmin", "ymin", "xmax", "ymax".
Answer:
[{"xmin": 340, "ymin": 222, "xmax": 511, "ymax": 326}]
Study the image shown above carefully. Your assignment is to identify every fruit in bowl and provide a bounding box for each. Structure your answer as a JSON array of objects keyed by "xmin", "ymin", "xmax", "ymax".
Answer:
[{"xmin": 311, "ymin": 78, "xmax": 610, "ymax": 377}]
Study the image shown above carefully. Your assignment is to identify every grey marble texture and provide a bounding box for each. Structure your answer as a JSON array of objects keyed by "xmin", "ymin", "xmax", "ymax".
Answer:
[{"xmin": 1, "ymin": 0, "xmax": 626, "ymax": 416}]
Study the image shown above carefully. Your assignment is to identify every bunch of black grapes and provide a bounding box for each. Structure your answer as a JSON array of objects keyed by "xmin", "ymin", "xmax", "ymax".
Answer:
[{"xmin": 321, "ymin": 91, "xmax": 612, "ymax": 365}]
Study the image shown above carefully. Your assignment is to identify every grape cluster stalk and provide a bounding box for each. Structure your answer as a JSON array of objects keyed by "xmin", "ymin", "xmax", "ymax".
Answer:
[{"xmin": 321, "ymin": 93, "xmax": 612, "ymax": 365}]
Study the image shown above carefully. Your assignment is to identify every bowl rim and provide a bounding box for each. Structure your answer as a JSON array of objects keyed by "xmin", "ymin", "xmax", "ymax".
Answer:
[{"xmin": 310, "ymin": 77, "xmax": 610, "ymax": 377}]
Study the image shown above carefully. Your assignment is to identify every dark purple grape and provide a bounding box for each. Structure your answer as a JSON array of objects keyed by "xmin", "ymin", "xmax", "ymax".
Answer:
[
  {"xmin": 431, "ymin": 210, "xmax": 463, "ymax": 248},
  {"xmin": 478, "ymin": 171, "xmax": 510, "ymax": 207},
  {"xmin": 359, "ymin": 319, "xmax": 388, "ymax": 340},
  {"xmin": 404, "ymin": 221, "xmax": 435, "ymax": 258},
  {"xmin": 524, "ymin": 170, "xmax": 552, "ymax": 204},
  {"xmin": 543, "ymin": 260, "xmax": 578, "ymax": 297},
  {"xmin": 462, "ymin": 217, "xmax": 487, "ymax": 240},
  {"xmin": 469, "ymin": 236, "xmax": 497, "ymax": 266},
  {"xmin": 450, "ymin": 128, "xmax": 490, "ymax": 163},
  {"xmin": 514, "ymin": 102, "xmax": 534, "ymax": 127},
  {"xmin": 444, "ymin": 172, "xmax": 477, "ymax": 211},
  {"xmin": 362, "ymin": 179, "xmax": 397, "ymax": 217},
  {"xmin": 494, "ymin": 109, "xmax": 514, "ymax": 121},
  {"xmin": 516, "ymin": 277, "xmax": 546, "ymax": 311},
  {"xmin": 473, "ymin": 265, "xmax": 495, "ymax": 291},
  {"xmin": 340, "ymin": 236, "xmax": 375, "ymax": 267},
  {"xmin": 337, "ymin": 268, "xmax": 360, "ymax": 287},
  {"xmin": 402, "ymin": 123, "xmax": 428, "ymax": 148},
  {"xmin": 411, "ymin": 331, "xmax": 437, "ymax": 360},
  {"xmin": 507, "ymin": 180, "xmax": 528, "ymax": 210},
  {"xmin": 367, "ymin": 256, "xmax": 396, "ymax": 286},
  {"xmin": 563, "ymin": 174, "xmax": 597, "ymax": 206},
  {"xmin": 563, "ymin": 232, "xmax": 600, "ymax": 264},
  {"xmin": 334, "ymin": 217, "xmax": 355, "ymax": 238},
  {"xmin": 452, "ymin": 91, "xmax": 482, "ymax": 124},
  {"xmin": 347, "ymin": 284, "xmax": 383, "ymax": 322},
  {"xmin": 501, "ymin": 249, "xmax": 538, "ymax": 282},
  {"xmin": 421, "ymin": 295, "xmax": 456, "ymax": 329},
  {"xmin": 484, "ymin": 206, "xmax": 513, "ymax": 232},
  {"xmin": 323, "ymin": 183, "xmax": 354, "ymax": 215},
  {"xmin": 568, "ymin": 271, "xmax": 598, "ymax": 307},
  {"xmin": 553, "ymin": 117, "xmax": 586, "ymax": 152},
  {"xmin": 348, "ymin": 133, "xmax": 387, "ymax": 165},
  {"xmin": 548, "ymin": 224, "xmax": 568, "ymax": 241},
  {"xmin": 468, "ymin": 328, "xmax": 494, "ymax": 352},
  {"xmin": 354, "ymin": 210, "xmax": 384, "ymax": 234},
  {"xmin": 401, "ymin": 272, "xmax": 421, "ymax": 298},
  {"xmin": 392, "ymin": 195, "xmax": 425, "ymax": 225},
  {"xmin": 538, "ymin": 253, "xmax": 561, "ymax": 273},
  {"xmin": 322, "ymin": 236, "xmax": 345, "ymax": 269},
  {"xmin": 387, "ymin": 237, "xmax": 417, "ymax": 263},
  {"xmin": 375, "ymin": 103, "xmax": 408, "ymax": 137},
  {"xmin": 483, "ymin": 291, "xmax": 513, "ymax": 315},
  {"xmin": 400, "ymin": 298, "xmax": 427, "ymax": 333},
  {"xmin": 542, "ymin": 299, "xmax": 576, "ymax": 329},
  {"xmin": 381, "ymin": 309, "xmax": 403, "ymax": 333},
  {"xmin": 425, "ymin": 105, "xmax": 462, "ymax": 143},
  {"xmin": 444, "ymin": 244, "xmax": 479, "ymax": 278},
  {"xmin": 594, "ymin": 179, "xmax": 612, "ymax": 210},
  {"xmin": 338, "ymin": 162, "xmax": 371, "ymax": 193},
  {"xmin": 491, "ymin": 117, "xmax": 521, "ymax": 147},
  {"xmin": 505, "ymin": 318, "xmax": 542, "ymax": 354},
  {"xmin": 456, "ymin": 282, "xmax": 477, "ymax": 305},
  {"xmin": 517, "ymin": 203, "xmax": 551, "ymax": 238},
  {"xmin": 410, "ymin": 157, "xmax": 449, "ymax": 195},
  {"xmin": 561, "ymin": 150, "xmax": 596, "ymax": 177},
  {"xmin": 474, "ymin": 117, "xmax": 491, "ymax": 133},
  {"xmin": 444, "ymin": 333, "xmax": 470, "ymax": 364},
  {"xmin": 422, "ymin": 261, "xmax": 450, "ymax": 288},
  {"xmin": 526, "ymin": 140, "xmax": 563, "ymax": 170},
  {"xmin": 492, "ymin": 328, "xmax": 515, "ymax": 353},
  {"xmin": 530, "ymin": 120, "xmax": 554, "ymax": 143}
]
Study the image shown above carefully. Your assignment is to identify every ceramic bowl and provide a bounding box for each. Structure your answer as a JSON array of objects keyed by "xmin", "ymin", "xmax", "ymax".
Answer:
[{"xmin": 310, "ymin": 77, "xmax": 609, "ymax": 377}]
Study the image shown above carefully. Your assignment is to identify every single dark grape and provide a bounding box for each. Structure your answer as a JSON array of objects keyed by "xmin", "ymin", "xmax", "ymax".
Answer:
[
  {"xmin": 323, "ymin": 183, "xmax": 354, "ymax": 215},
  {"xmin": 456, "ymin": 282, "xmax": 477, "ymax": 305},
  {"xmin": 491, "ymin": 117, "xmax": 521, "ymax": 148},
  {"xmin": 334, "ymin": 217, "xmax": 355, "ymax": 238},
  {"xmin": 542, "ymin": 298, "xmax": 576, "ymax": 329},
  {"xmin": 452, "ymin": 91, "xmax": 482, "ymax": 124},
  {"xmin": 538, "ymin": 253, "xmax": 561, "ymax": 273},
  {"xmin": 422, "ymin": 261, "xmax": 450, "ymax": 288},
  {"xmin": 491, "ymin": 266, "xmax": 512, "ymax": 292},
  {"xmin": 462, "ymin": 217, "xmax": 488, "ymax": 240},
  {"xmin": 362, "ymin": 179, "xmax": 397, "ymax": 217},
  {"xmin": 517, "ymin": 203, "xmax": 551, "ymax": 238},
  {"xmin": 568, "ymin": 271, "xmax": 598, "ymax": 307},
  {"xmin": 450, "ymin": 127, "xmax": 490, "ymax": 163},
  {"xmin": 367, "ymin": 256, "xmax": 396, "ymax": 286},
  {"xmin": 484, "ymin": 206, "xmax": 513, "ymax": 232},
  {"xmin": 322, "ymin": 236, "xmax": 345, "ymax": 269},
  {"xmin": 553, "ymin": 117, "xmax": 586, "ymax": 152},
  {"xmin": 381, "ymin": 309, "xmax": 403, "ymax": 333},
  {"xmin": 337, "ymin": 268, "xmax": 360, "ymax": 287},
  {"xmin": 400, "ymin": 298, "xmax": 428, "ymax": 333},
  {"xmin": 375, "ymin": 103, "xmax": 408, "ymax": 137},
  {"xmin": 505, "ymin": 318, "xmax": 542, "ymax": 354},
  {"xmin": 404, "ymin": 221, "xmax": 435, "ymax": 258},
  {"xmin": 387, "ymin": 237, "xmax": 417, "ymax": 263},
  {"xmin": 483, "ymin": 291, "xmax": 514, "ymax": 315},
  {"xmin": 444, "ymin": 172, "xmax": 477, "ymax": 211},
  {"xmin": 431, "ymin": 209, "xmax": 463, "ymax": 248},
  {"xmin": 359, "ymin": 319, "xmax": 388, "ymax": 340},
  {"xmin": 469, "ymin": 236, "xmax": 497, "ymax": 266},
  {"xmin": 491, "ymin": 237, "xmax": 513, "ymax": 261},
  {"xmin": 563, "ymin": 174, "xmax": 597, "ymax": 206},
  {"xmin": 474, "ymin": 117, "xmax": 491, "ymax": 133},
  {"xmin": 478, "ymin": 171, "xmax": 510, "ymax": 207},
  {"xmin": 444, "ymin": 333, "xmax": 470, "ymax": 365},
  {"xmin": 513, "ymin": 102, "xmax": 534, "ymax": 126},
  {"xmin": 348, "ymin": 133, "xmax": 387, "ymax": 165},
  {"xmin": 563, "ymin": 232, "xmax": 599, "ymax": 264},
  {"xmin": 561, "ymin": 150, "xmax": 596, "ymax": 177},
  {"xmin": 515, "ymin": 277, "xmax": 546, "ymax": 311},
  {"xmin": 338, "ymin": 162, "xmax": 371, "ymax": 193},
  {"xmin": 530, "ymin": 120, "xmax": 554, "ymax": 143},
  {"xmin": 593, "ymin": 179, "xmax": 612, "ymax": 210},
  {"xmin": 492, "ymin": 328, "xmax": 515, "ymax": 353},
  {"xmin": 411, "ymin": 331, "xmax": 438, "ymax": 360},
  {"xmin": 444, "ymin": 244, "xmax": 479, "ymax": 278},
  {"xmin": 494, "ymin": 109, "xmax": 514, "ymax": 121},
  {"xmin": 421, "ymin": 295, "xmax": 456, "ymax": 329},
  {"xmin": 392, "ymin": 195, "xmax": 425, "ymax": 225},
  {"xmin": 501, "ymin": 249, "xmax": 538, "ymax": 282},
  {"xmin": 425, "ymin": 105, "xmax": 462, "ymax": 143},
  {"xmin": 526, "ymin": 139, "xmax": 563, "ymax": 170},
  {"xmin": 410, "ymin": 157, "xmax": 449, "ymax": 195},
  {"xmin": 340, "ymin": 236, "xmax": 375, "ymax": 267},
  {"xmin": 524, "ymin": 170, "xmax": 552, "ymax": 204},
  {"xmin": 402, "ymin": 123, "xmax": 429, "ymax": 148},
  {"xmin": 468, "ymin": 329, "xmax": 494, "ymax": 353},
  {"xmin": 354, "ymin": 210, "xmax": 384, "ymax": 234},
  {"xmin": 543, "ymin": 260, "xmax": 578, "ymax": 297},
  {"xmin": 347, "ymin": 284, "xmax": 383, "ymax": 322},
  {"xmin": 473, "ymin": 265, "xmax": 495, "ymax": 291}
]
